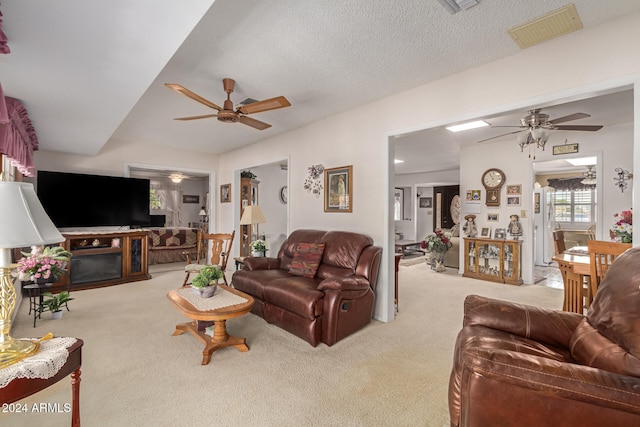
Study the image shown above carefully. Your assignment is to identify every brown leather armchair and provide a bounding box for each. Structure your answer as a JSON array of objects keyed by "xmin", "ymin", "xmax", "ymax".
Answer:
[{"xmin": 449, "ymin": 247, "xmax": 640, "ymax": 427}]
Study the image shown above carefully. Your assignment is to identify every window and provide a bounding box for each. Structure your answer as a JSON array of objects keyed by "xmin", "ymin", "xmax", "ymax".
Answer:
[
  {"xmin": 552, "ymin": 188, "xmax": 596, "ymax": 225},
  {"xmin": 150, "ymin": 188, "xmax": 161, "ymax": 210}
]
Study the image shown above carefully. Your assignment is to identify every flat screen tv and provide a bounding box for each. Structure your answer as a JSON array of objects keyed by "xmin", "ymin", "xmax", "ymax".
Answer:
[{"xmin": 37, "ymin": 171, "xmax": 150, "ymax": 228}]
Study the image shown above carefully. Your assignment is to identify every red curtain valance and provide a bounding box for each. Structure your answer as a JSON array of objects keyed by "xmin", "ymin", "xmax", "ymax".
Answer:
[
  {"xmin": 0, "ymin": 6, "xmax": 9, "ymax": 54},
  {"xmin": 0, "ymin": 96, "xmax": 39, "ymax": 177}
]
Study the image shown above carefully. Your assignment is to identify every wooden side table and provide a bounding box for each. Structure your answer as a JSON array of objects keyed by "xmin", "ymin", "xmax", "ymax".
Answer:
[{"xmin": 1, "ymin": 338, "xmax": 83, "ymax": 427}]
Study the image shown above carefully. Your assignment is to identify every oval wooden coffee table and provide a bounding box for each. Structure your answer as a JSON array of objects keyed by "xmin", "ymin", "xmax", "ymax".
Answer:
[{"xmin": 167, "ymin": 284, "xmax": 254, "ymax": 365}]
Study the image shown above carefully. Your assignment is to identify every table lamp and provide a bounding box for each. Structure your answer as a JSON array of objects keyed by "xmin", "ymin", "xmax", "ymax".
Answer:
[
  {"xmin": 239, "ymin": 205, "xmax": 267, "ymax": 250},
  {"xmin": 0, "ymin": 181, "xmax": 64, "ymax": 368}
]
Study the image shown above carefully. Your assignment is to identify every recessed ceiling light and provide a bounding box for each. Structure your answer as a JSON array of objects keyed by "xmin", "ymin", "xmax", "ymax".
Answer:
[
  {"xmin": 567, "ymin": 157, "xmax": 597, "ymax": 166},
  {"xmin": 394, "ymin": 159, "xmax": 404, "ymax": 164},
  {"xmin": 446, "ymin": 120, "xmax": 489, "ymax": 133}
]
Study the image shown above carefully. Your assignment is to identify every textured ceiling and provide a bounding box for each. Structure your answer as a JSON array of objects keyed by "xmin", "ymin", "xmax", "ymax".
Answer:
[{"xmin": 1, "ymin": 0, "xmax": 640, "ymax": 159}]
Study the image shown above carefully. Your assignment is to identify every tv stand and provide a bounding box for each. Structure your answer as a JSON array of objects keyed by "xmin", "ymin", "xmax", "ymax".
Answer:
[{"xmin": 60, "ymin": 229, "xmax": 151, "ymax": 290}]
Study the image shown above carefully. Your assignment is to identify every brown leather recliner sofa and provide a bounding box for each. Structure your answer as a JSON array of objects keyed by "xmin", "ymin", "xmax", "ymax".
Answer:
[
  {"xmin": 448, "ymin": 246, "xmax": 640, "ymax": 427},
  {"xmin": 231, "ymin": 229, "xmax": 382, "ymax": 347}
]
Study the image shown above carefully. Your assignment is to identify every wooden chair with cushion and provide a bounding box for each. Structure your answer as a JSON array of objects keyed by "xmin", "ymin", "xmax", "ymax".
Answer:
[
  {"xmin": 587, "ymin": 240, "xmax": 632, "ymax": 299},
  {"xmin": 183, "ymin": 230, "xmax": 235, "ymax": 286},
  {"xmin": 552, "ymin": 230, "xmax": 566, "ymax": 255}
]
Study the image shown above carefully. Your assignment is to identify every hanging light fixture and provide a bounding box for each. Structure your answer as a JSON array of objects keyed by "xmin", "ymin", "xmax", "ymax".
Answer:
[
  {"xmin": 517, "ymin": 127, "xmax": 549, "ymax": 159},
  {"xmin": 614, "ymin": 167, "xmax": 633, "ymax": 193},
  {"xmin": 168, "ymin": 172, "xmax": 186, "ymax": 183},
  {"xmin": 581, "ymin": 165, "xmax": 597, "ymax": 186}
]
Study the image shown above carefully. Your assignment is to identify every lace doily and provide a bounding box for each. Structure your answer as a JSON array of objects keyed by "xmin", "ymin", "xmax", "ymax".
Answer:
[
  {"xmin": 0, "ymin": 337, "xmax": 77, "ymax": 388},
  {"xmin": 176, "ymin": 287, "xmax": 248, "ymax": 311}
]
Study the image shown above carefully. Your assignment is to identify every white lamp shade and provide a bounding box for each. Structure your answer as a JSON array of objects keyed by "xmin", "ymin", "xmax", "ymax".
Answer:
[
  {"xmin": 0, "ymin": 182, "xmax": 63, "ymax": 248},
  {"xmin": 199, "ymin": 208, "xmax": 207, "ymax": 216},
  {"xmin": 239, "ymin": 205, "xmax": 267, "ymax": 225}
]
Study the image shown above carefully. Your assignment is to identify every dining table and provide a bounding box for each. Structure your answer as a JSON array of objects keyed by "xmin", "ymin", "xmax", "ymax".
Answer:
[{"xmin": 552, "ymin": 246, "xmax": 591, "ymax": 314}]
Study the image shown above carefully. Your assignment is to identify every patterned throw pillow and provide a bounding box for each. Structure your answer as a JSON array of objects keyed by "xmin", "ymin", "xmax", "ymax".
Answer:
[{"xmin": 289, "ymin": 243, "xmax": 325, "ymax": 278}]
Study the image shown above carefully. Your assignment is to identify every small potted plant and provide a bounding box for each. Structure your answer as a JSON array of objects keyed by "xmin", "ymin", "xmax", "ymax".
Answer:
[
  {"xmin": 191, "ymin": 266, "xmax": 224, "ymax": 298},
  {"xmin": 41, "ymin": 291, "xmax": 74, "ymax": 319},
  {"xmin": 250, "ymin": 239, "xmax": 267, "ymax": 257}
]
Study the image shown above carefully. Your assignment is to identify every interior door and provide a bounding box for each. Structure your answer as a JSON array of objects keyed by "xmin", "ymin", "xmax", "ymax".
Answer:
[{"xmin": 434, "ymin": 185, "xmax": 460, "ymax": 230}]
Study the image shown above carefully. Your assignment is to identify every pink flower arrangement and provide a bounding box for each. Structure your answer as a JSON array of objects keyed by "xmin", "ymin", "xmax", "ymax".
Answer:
[
  {"xmin": 16, "ymin": 246, "xmax": 71, "ymax": 282},
  {"xmin": 612, "ymin": 209, "xmax": 632, "ymax": 243}
]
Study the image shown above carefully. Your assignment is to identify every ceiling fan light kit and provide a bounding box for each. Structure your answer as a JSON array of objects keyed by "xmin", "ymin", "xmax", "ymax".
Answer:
[
  {"xmin": 165, "ymin": 78, "xmax": 291, "ymax": 130},
  {"xmin": 478, "ymin": 108, "xmax": 603, "ymax": 160},
  {"xmin": 581, "ymin": 165, "xmax": 597, "ymax": 186}
]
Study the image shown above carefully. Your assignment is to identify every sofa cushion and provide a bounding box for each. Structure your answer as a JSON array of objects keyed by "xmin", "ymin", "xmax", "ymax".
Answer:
[
  {"xmin": 317, "ymin": 231, "xmax": 372, "ymax": 278},
  {"xmin": 570, "ymin": 246, "xmax": 640, "ymax": 377},
  {"xmin": 289, "ymin": 242, "xmax": 325, "ymax": 278},
  {"xmin": 263, "ymin": 277, "xmax": 324, "ymax": 319}
]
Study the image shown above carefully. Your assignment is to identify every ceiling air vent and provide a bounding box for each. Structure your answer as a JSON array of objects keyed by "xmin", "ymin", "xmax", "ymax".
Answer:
[
  {"xmin": 436, "ymin": 0, "xmax": 478, "ymax": 15},
  {"xmin": 508, "ymin": 4, "xmax": 583, "ymax": 49}
]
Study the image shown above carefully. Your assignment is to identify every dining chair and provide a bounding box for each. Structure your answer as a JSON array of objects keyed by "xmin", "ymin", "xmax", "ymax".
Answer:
[
  {"xmin": 183, "ymin": 230, "xmax": 235, "ymax": 286},
  {"xmin": 587, "ymin": 240, "xmax": 632, "ymax": 298},
  {"xmin": 587, "ymin": 224, "xmax": 596, "ymax": 241},
  {"xmin": 552, "ymin": 230, "xmax": 566, "ymax": 255}
]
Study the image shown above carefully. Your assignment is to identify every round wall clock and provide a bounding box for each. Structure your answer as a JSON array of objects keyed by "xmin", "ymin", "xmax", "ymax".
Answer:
[
  {"xmin": 481, "ymin": 168, "xmax": 505, "ymax": 207},
  {"xmin": 280, "ymin": 186, "xmax": 288, "ymax": 204}
]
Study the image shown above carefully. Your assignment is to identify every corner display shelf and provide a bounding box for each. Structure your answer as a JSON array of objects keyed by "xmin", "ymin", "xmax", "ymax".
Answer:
[
  {"xmin": 59, "ymin": 229, "xmax": 151, "ymax": 291},
  {"xmin": 463, "ymin": 237, "xmax": 522, "ymax": 285}
]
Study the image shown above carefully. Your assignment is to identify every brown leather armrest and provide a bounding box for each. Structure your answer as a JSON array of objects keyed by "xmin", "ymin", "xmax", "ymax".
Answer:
[
  {"xmin": 462, "ymin": 346, "xmax": 640, "ymax": 413},
  {"xmin": 243, "ymin": 256, "xmax": 280, "ymax": 270},
  {"xmin": 463, "ymin": 294, "xmax": 583, "ymax": 348},
  {"xmin": 318, "ymin": 276, "xmax": 370, "ymax": 292}
]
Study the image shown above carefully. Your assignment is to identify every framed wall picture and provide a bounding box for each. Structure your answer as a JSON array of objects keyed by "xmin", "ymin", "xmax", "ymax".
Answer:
[
  {"xmin": 506, "ymin": 185, "xmax": 521, "ymax": 195},
  {"xmin": 487, "ymin": 213, "xmax": 499, "ymax": 222},
  {"xmin": 507, "ymin": 196, "xmax": 521, "ymax": 206},
  {"xmin": 182, "ymin": 195, "xmax": 199, "ymax": 204},
  {"xmin": 480, "ymin": 227, "xmax": 491, "ymax": 238},
  {"xmin": 534, "ymin": 192, "xmax": 541, "ymax": 213},
  {"xmin": 220, "ymin": 183, "xmax": 231, "ymax": 203},
  {"xmin": 419, "ymin": 197, "xmax": 432, "ymax": 208},
  {"xmin": 325, "ymin": 165, "xmax": 353, "ymax": 212}
]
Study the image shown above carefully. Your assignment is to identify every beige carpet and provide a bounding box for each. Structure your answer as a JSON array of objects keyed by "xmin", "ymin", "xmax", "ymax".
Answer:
[{"xmin": 3, "ymin": 263, "xmax": 563, "ymax": 427}]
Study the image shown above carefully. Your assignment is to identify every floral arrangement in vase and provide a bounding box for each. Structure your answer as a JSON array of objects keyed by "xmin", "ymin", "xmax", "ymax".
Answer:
[
  {"xmin": 611, "ymin": 209, "xmax": 632, "ymax": 243},
  {"xmin": 420, "ymin": 230, "xmax": 453, "ymax": 253},
  {"xmin": 16, "ymin": 246, "xmax": 72, "ymax": 282}
]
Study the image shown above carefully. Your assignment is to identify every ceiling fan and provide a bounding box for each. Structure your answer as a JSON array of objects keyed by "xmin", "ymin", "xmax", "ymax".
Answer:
[
  {"xmin": 477, "ymin": 109, "xmax": 604, "ymax": 144},
  {"xmin": 165, "ymin": 78, "xmax": 291, "ymax": 130}
]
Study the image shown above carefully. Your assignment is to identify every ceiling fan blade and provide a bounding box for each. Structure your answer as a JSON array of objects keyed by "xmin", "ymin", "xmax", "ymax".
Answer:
[
  {"xmin": 477, "ymin": 129, "xmax": 526, "ymax": 143},
  {"xmin": 238, "ymin": 115, "xmax": 272, "ymax": 130},
  {"xmin": 549, "ymin": 112, "xmax": 590, "ymax": 124},
  {"xmin": 237, "ymin": 96, "xmax": 291, "ymax": 114},
  {"xmin": 165, "ymin": 83, "xmax": 222, "ymax": 111},
  {"xmin": 553, "ymin": 124, "xmax": 603, "ymax": 131},
  {"xmin": 173, "ymin": 114, "xmax": 218, "ymax": 121}
]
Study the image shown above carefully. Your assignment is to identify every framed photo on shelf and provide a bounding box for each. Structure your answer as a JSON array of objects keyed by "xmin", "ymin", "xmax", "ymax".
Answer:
[
  {"xmin": 480, "ymin": 227, "xmax": 491, "ymax": 238},
  {"xmin": 419, "ymin": 197, "xmax": 432, "ymax": 208},
  {"xmin": 487, "ymin": 213, "xmax": 499, "ymax": 222},
  {"xmin": 506, "ymin": 184, "xmax": 522, "ymax": 195},
  {"xmin": 494, "ymin": 228, "xmax": 506, "ymax": 239},
  {"xmin": 220, "ymin": 183, "xmax": 231, "ymax": 203},
  {"xmin": 325, "ymin": 165, "xmax": 353, "ymax": 212}
]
